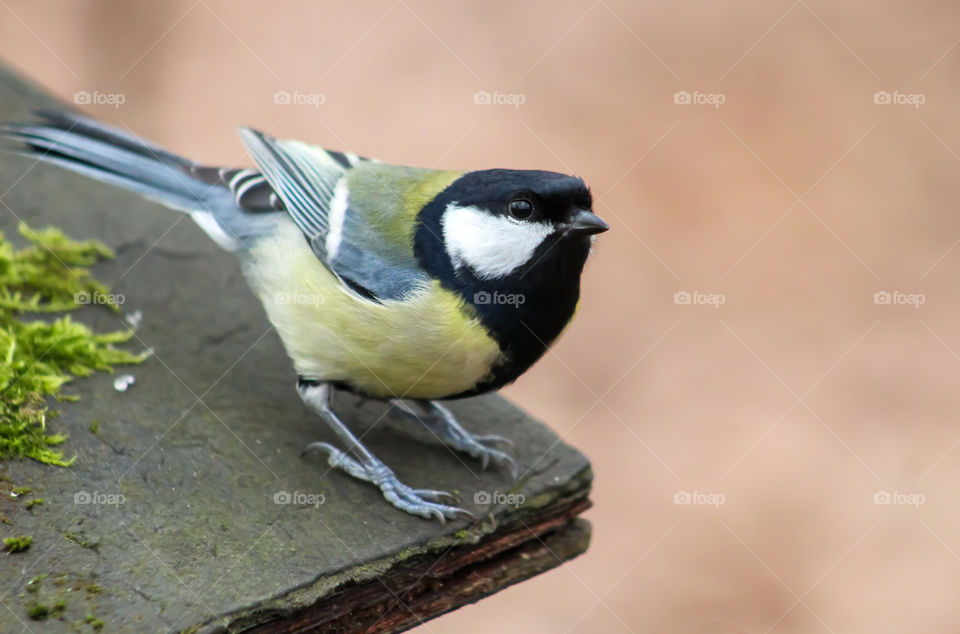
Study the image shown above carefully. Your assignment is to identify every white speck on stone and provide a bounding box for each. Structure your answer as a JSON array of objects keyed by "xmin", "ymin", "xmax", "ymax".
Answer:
[
  {"xmin": 125, "ymin": 309, "xmax": 143, "ymax": 329},
  {"xmin": 114, "ymin": 374, "xmax": 136, "ymax": 392}
]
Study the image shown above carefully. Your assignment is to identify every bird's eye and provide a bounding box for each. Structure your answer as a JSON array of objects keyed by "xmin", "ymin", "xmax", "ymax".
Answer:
[{"xmin": 508, "ymin": 197, "xmax": 534, "ymax": 220}]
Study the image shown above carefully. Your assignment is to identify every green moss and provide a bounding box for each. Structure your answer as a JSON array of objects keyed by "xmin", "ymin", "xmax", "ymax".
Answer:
[
  {"xmin": 4, "ymin": 534, "xmax": 32, "ymax": 552},
  {"xmin": 11, "ymin": 485, "xmax": 31, "ymax": 495},
  {"xmin": 25, "ymin": 497, "xmax": 44, "ymax": 509},
  {"xmin": 85, "ymin": 614, "xmax": 105, "ymax": 629},
  {"xmin": 27, "ymin": 602, "xmax": 49, "ymax": 620},
  {"xmin": 86, "ymin": 583, "xmax": 102, "ymax": 595},
  {"xmin": 27, "ymin": 574, "xmax": 47, "ymax": 592},
  {"xmin": 89, "ymin": 420, "xmax": 99, "ymax": 434},
  {"xmin": 0, "ymin": 222, "xmax": 146, "ymax": 466}
]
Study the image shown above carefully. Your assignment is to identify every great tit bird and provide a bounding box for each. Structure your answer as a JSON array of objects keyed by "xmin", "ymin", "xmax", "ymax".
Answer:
[{"xmin": 2, "ymin": 111, "xmax": 608, "ymax": 520}]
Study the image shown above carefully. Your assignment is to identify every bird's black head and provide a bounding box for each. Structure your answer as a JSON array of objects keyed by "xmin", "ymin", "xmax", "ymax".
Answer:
[
  {"xmin": 444, "ymin": 168, "xmax": 595, "ymax": 224},
  {"xmin": 417, "ymin": 168, "xmax": 606, "ymax": 280},
  {"xmin": 414, "ymin": 168, "xmax": 609, "ymax": 396}
]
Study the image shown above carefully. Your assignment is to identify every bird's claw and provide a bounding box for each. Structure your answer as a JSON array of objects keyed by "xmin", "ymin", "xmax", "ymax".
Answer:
[
  {"xmin": 305, "ymin": 442, "xmax": 471, "ymax": 521},
  {"xmin": 412, "ymin": 488, "xmax": 457, "ymax": 502},
  {"xmin": 471, "ymin": 433, "xmax": 515, "ymax": 450},
  {"xmin": 468, "ymin": 441, "xmax": 520, "ymax": 481},
  {"xmin": 394, "ymin": 401, "xmax": 521, "ymax": 479},
  {"xmin": 436, "ymin": 423, "xmax": 519, "ymax": 480}
]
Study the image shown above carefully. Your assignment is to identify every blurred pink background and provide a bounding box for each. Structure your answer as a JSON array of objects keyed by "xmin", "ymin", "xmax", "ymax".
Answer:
[{"xmin": 3, "ymin": 1, "xmax": 960, "ymax": 631}]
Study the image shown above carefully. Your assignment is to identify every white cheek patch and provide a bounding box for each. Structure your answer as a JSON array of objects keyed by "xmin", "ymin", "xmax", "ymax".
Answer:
[{"xmin": 442, "ymin": 204, "xmax": 554, "ymax": 280}]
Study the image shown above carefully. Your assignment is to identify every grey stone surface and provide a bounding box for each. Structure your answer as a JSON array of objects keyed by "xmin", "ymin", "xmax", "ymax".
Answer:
[{"xmin": 0, "ymin": 65, "xmax": 592, "ymax": 632}]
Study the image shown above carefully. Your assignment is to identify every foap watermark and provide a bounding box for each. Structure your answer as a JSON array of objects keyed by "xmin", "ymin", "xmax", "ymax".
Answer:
[
  {"xmin": 73, "ymin": 90, "xmax": 126, "ymax": 109},
  {"xmin": 674, "ymin": 490, "xmax": 725, "ymax": 508},
  {"xmin": 274, "ymin": 90, "xmax": 325, "ymax": 108},
  {"xmin": 474, "ymin": 490, "xmax": 525, "ymax": 507},
  {"xmin": 474, "ymin": 290, "xmax": 524, "ymax": 308},
  {"xmin": 473, "ymin": 90, "xmax": 526, "ymax": 108},
  {"xmin": 874, "ymin": 290, "xmax": 924, "ymax": 308},
  {"xmin": 874, "ymin": 490, "xmax": 925, "ymax": 508},
  {"xmin": 75, "ymin": 291, "xmax": 124, "ymax": 306},
  {"xmin": 873, "ymin": 90, "xmax": 925, "ymax": 109},
  {"xmin": 73, "ymin": 490, "xmax": 125, "ymax": 507},
  {"xmin": 673, "ymin": 90, "xmax": 725, "ymax": 109},
  {"xmin": 273, "ymin": 490, "xmax": 326, "ymax": 507},
  {"xmin": 674, "ymin": 290, "xmax": 725, "ymax": 308},
  {"xmin": 273, "ymin": 291, "xmax": 325, "ymax": 306}
]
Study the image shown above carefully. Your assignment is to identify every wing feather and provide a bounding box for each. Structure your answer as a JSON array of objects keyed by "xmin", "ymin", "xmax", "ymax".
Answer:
[
  {"xmin": 239, "ymin": 129, "xmax": 337, "ymax": 237},
  {"xmin": 238, "ymin": 128, "xmax": 454, "ymax": 302}
]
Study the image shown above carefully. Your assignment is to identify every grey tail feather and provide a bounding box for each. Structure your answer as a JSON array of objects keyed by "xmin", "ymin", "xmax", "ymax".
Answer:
[{"xmin": 0, "ymin": 110, "xmax": 234, "ymax": 217}]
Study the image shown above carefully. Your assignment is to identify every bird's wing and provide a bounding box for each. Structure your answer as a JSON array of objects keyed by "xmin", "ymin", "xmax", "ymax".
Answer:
[
  {"xmin": 186, "ymin": 165, "xmax": 281, "ymax": 211},
  {"xmin": 240, "ymin": 128, "xmax": 462, "ymax": 302}
]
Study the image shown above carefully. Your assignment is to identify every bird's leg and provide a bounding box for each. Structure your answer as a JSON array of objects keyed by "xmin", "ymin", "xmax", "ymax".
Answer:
[
  {"xmin": 298, "ymin": 380, "xmax": 471, "ymax": 521},
  {"xmin": 390, "ymin": 399, "xmax": 519, "ymax": 480}
]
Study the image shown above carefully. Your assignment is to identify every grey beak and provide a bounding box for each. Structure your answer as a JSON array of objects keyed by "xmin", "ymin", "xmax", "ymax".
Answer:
[{"xmin": 560, "ymin": 210, "xmax": 609, "ymax": 237}]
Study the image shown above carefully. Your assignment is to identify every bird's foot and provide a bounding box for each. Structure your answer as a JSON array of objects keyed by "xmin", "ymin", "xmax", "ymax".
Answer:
[
  {"xmin": 305, "ymin": 442, "xmax": 473, "ymax": 521},
  {"xmin": 392, "ymin": 400, "xmax": 520, "ymax": 480}
]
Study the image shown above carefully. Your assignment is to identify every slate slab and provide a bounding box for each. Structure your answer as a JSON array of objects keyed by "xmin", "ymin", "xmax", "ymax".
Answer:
[{"xmin": 0, "ymin": 64, "xmax": 592, "ymax": 633}]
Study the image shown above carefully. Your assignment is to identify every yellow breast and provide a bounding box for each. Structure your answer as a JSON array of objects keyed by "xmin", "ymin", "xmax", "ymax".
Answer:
[{"xmin": 244, "ymin": 221, "xmax": 504, "ymax": 399}]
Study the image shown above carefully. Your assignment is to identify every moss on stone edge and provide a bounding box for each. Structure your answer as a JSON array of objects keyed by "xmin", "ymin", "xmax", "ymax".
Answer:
[
  {"xmin": 0, "ymin": 222, "xmax": 146, "ymax": 466},
  {"xmin": 4, "ymin": 534, "xmax": 32, "ymax": 552}
]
